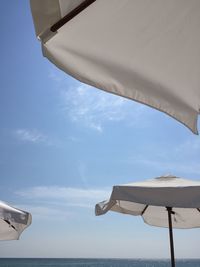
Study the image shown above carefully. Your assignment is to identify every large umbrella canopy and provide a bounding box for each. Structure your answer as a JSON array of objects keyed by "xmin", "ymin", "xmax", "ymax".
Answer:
[
  {"xmin": 30, "ymin": 0, "xmax": 200, "ymax": 134},
  {"xmin": 95, "ymin": 175, "xmax": 200, "ymax": 267},
  {"xmin": 0, "ymin": 201, "xmax": 32, "ymax": 240}
]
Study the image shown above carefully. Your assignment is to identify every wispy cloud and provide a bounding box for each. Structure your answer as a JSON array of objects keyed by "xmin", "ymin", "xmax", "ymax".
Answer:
[
  {"xmin": 16, "ymin": 186, "xmax": 110, "ymax": 211},
  {"xmin": 48, "ymin": 68, "xmax": 148, "ymax": 132},
  {"xmin": 16, "ymin": 186, "xmax": 111, "ymax": 220},
  {"xmin": 13, "ymin": 128, "xmax": 56, "ymax": 146},
  {"xmin": 61, "ymin": 84, "xmax": 129, "ymax": 132},
  {"xmin": 14, "ymin": 129, "xmax": 46, "ymax": 143},
  {"xmin": 17, "ymin": 186, "xmax": 110, "ymax": 202}
]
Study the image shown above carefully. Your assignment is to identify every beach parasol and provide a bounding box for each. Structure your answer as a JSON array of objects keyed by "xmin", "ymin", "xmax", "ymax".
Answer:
[
  {"xmin": 0, "ymin": 200, "xmax": 32, "ymax": 240},
  {"xmin": 95, "ymin": 175, "xmax": 200, "ymax": 267},
  {"xmin": 30, "ymin": 0, "xmax": 200, "ymax": 134}
]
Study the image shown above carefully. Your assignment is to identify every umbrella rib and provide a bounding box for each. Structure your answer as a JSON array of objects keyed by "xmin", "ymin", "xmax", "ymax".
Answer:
[
  {"xmin": 141, "ymin": 205, "xmax": 148, "ymax": 215},
  {"xmin": 3, "ymin": 219, "xmax": 17, "ymax": 231},
  {"xmin": 51, "ymin": 0, "xmax": 97, "ymax": 32}
]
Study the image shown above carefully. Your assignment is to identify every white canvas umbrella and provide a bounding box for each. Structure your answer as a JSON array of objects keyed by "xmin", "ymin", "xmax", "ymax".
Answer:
[
  {"xmin": 0, "ymin": 200, "xmax": 32, "ymax": 240},
  {"xmin": 30, "ymin": 0, "xmax": 200, "ymax": 134},
  {"xmin": 95, "ymin": 175, "xmax": 200, "ymax": 267}
]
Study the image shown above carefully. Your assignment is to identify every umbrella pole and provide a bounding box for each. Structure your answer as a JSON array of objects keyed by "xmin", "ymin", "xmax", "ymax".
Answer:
[{"xmin": 166, "ymin": 207, "xmax": 175, "ymax": 267}]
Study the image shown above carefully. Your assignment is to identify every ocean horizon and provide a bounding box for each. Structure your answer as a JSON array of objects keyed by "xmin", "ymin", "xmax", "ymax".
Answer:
[{"xmin": 0, "ymin": 258, "xmax": 200, "ymax": 267}]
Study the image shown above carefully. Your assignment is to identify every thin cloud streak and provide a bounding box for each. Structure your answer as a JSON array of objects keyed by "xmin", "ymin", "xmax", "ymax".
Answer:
[
  {"xmin": 16, "ymin": 186, "xmax": 110, "ymax": 205},
  {"xmin": 16, "ymin": 186, "xmax": 111, "ymax": 220},
  {"xmin": 14, "ymin": 129, "xmax": 47, "ymax": 144}
]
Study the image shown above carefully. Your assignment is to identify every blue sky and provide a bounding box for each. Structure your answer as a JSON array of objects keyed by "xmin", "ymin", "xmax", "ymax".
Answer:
[{"xmin": 0, "ymin": 0, "xmax": 200, "ymax": 259}]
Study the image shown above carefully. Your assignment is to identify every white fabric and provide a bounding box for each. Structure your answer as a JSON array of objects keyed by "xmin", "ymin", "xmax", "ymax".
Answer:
[
  {"xmin": 59, "ymin": 0, "xmax": 85, "ymax": 17},
  {"xmin": 30, "ymin": 0, "xmax": 61, "ymax": 38},
  {"xmin": 95, "ymin": 175, "xmax": 200, "ymax": 229},
  {"xmin": 30, "ymin": 0, "xmax": 200, "ymax": 134},
  {"xmin": 0, "ymin": 201, "xmax": 32, "ymax": 240},
  {"xmin": 30, "ymin": 0, "xmax": 84, "ymax": 39}
]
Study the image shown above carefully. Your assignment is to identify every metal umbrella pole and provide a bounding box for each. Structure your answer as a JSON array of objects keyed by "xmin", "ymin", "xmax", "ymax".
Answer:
[{"xmin": 166, "ymin": 207, "xmax": 175, "ymax": 267}]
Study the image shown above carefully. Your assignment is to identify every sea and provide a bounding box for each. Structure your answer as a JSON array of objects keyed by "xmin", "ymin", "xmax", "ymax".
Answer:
[{"xmin": 0, "ymin": 259, "xmax": 199, "ymax": 267}]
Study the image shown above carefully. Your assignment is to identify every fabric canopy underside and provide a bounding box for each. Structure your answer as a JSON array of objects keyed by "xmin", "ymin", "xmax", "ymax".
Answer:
[
  {"xmin": 30, "ymin": 0, "xmax": 200, "ymax": 134},
  {"xmin": 0, "ymin": 201, "xmax": 32, "ymax": 240}
]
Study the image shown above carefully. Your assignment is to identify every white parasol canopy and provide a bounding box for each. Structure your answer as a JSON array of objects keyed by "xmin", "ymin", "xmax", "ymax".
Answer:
[
  {"xmin": 95, "ymin": 175, "xmax": 200, "ymax": 267},
  {"xmin": 0, "ymin": 201, "xmax": 32, "ymax": 241},
  {"xmin": 95, "ymin": 175, "xmax": 200, "ymax": 228},
  {"xmin": 30, "ymin": 0, "xmax": 200, "ymax": 134}
]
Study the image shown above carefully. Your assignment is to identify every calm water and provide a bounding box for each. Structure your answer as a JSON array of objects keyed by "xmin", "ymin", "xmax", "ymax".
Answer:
[{"xmin": 0, "ymin": 259, "xmax": 199, "ymax": 267}]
